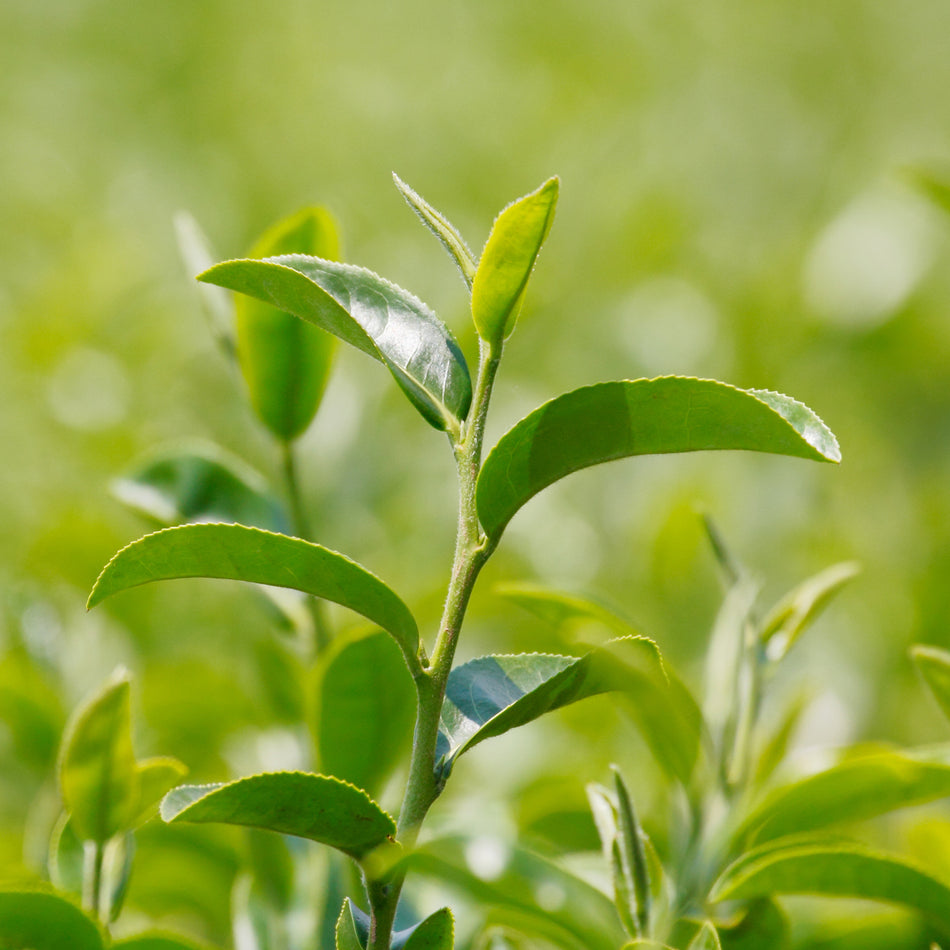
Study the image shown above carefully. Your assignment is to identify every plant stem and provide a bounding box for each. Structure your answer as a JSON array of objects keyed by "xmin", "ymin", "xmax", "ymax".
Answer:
[
  {"xmin": 366, "ymin": 340, "xmax": 503, "ymax": 950},
  {"xmin": 83, "ymin": 839, "xmax": 105, "ymax": 920}
]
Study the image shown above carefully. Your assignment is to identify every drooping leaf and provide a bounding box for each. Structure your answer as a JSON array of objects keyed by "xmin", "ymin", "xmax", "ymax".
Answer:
[
  {"xmin": 235, "ymin": 207, "xmax": 340, "ymax": 441},
  {"xmin": 161, "ymin": 771, "xmax": 396, "ymax": 860},
  {"xmin": 132, "ymin": 756, "xmax": 189, "ymax": 827},
  {"xmin": 736, "ymin": 748, "xmax": 950, "ymax": 848},
  {"xmin": 112, "ymin": 933, "xmax": 217, "ymax": 950},
  {"xmin": 711, "ymin": 843, "xmax": 950, "ymax": 930},
  {"xmin": 758, "ymin": 561, "xmax": 860, "ymax": 661},
  {"xmin": 912, "ymin": 645, "xmax": 950, "ymax": 726},
  {"xmin": 59, "ymin": 671, "xmax": 139, "ymax": 843},
  {"xmin": 688, "ymin": 922, "xmax": 722, "ymax": 950},
  {"xmin": 88, "ymin": 523, "xmax": 419, "ymax": 664},
  {"xmin": 336, "ymin": 898, "xmax": 368, "ymax": 950},
  {"xmin": 0, "ymin": 888, "xmax": 106, "ymax": 950},
  {"xmin": 312, "ymin": 628, "xmax": 416, "ymax": 798},
  {"xmin": 476, "ymin": 378, "xmax": 840, "ymax": 542},
  {"xmin": 471, "ymin": 177, "xmax": 559, "ymax": 344},
  {"xmin": 199, "ymin": 255, "xmax": 472, "ymax": 432},
  {"xmin": 393, "ymin": 173, "xmax": 477, "ymax": 287},
  {"xmin": 494, "ymin": 582, "xmax": 636, "ymax": 637},
  {"xmin": 408, "ymin": 836, "xmax": 626, "ymax": 950},
  {"xmin": 112, "ymin": 442, "xmax": 288, "ymax": 533}
]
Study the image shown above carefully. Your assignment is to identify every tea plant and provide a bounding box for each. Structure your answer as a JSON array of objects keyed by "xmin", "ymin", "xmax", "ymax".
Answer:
[{"xmin": 8, "ymin": 173, "xmax": 923, "ymax": 949}]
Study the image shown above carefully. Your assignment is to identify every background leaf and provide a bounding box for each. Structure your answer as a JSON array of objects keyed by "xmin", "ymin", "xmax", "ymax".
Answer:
[
  {"xmin": 235, "ymin": 206, "xmax": 340, "ymax": 441},
  {"xmin": 161, "ymin": 771, "xmax": 396, "ymax": 859},
  {"xmin": 0, "ymin": 888, "xmax": 106, "ymax": 950},
  {"xmin": 399, "ymin": 907, "xmax": 455, "ymax": 950},
  {"xmin": 112, "ymin": 934, "xmax": 217, "ymax": 950},
  {"xmin": 912, "ymin": 645, "xmax": 950, "ymax": 726},
  {"xmin": 199, "ymin": 255, "xmax": 471, "ymax": 431},
  {"xmin": 132, "ymin": 756, "xmax": 189, "ymax": 827},
  {"xmin": 312, "ymin": 628, "xmax": 416, "ymax": 799},
  {"xmin": 476, "ymin": 378, "xmax": 840, "ymax": 542},
  {"xmin": 495, "ymin": 582, "xmax": 636, "ymax": 637},
  {"xmin": 88, "ymin": 523, "xmax": 419, "ymax": 662}
]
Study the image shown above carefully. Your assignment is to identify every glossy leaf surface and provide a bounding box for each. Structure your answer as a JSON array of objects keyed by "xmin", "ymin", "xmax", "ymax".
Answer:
[
  {"xmin": 472, "ymin": 178, "xmax": 558, "ymax": 342},
  {"xmin": 476, "ymin": 378, "xmax": 840, "ymax": 541},
  {"xmin": 712, "ymin": 844, "xmax": 950, "ymax": 928},
  {"xmin": 161, "ymin": 771, "xmax": 395, "ymax": 859},
  {"xmin": 758, "ymin": 561, "xmax": 860, "ymax": 660},
  {"xmin": 736, "ymin": 748, "xmax": 950, "ymax": 847},
  {"xmin": 313, "ymin": 628, "xmax": 416, "ymax": 798},
  {"xmin": 112, "ymin": 443, "xmax": 288, "ymax": 532},
  {"xmin": 394, "ymin": 173, "xmax": 477, "ymax": 287},
  {"xmin": 912, "ymin": 644, "xmax": 950, "ymax": 725},
  {"xmin": 59, "ymin": 671, "xmax": 139, "ymax": 842},
  {"xmin": 88, "ymin": 523, "xmax": 419, "ymax": 660},
  {"xmin": 0, "ymin": 888, "xmax": 106, "ymax": 950},
  {"xmin": 200, "ymin": 254, "xmax": 471, "ymax": 431},
  {"xmin": 236, "ymin": 207, "xmax": 339, "ymax": 441}
]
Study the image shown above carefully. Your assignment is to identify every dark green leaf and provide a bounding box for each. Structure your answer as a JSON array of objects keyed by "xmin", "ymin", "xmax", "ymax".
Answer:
[
  {"xmin": 912, "ymin": 645, "xmax": 950, "ymax": 725},
  {"xmin": 0, "ymin": 888, "xmax": 106, "ymax": 950},
  {"xmin": 758, "ymin": 561, "xmax": 860, "ymax": 660},
  {"xmin": 199, "ymin": 255, "xmax": 471, "ymax": 432},
  {"xmin": 59, "ymin": 671, "xmax": 139, "ymax": 842},
  {"xmin": 393, "ymin": 173, "xmax": 477, "ymax": 288},
  {"xmin": 112, "ymin": 442, "xmax": 288, "ymax": 532},
  {"xmin": 711, "ymin": 843, "xmax": 950, "ymax": 930},
  {"xmin": 736, "ymin": 748, "xmax": 950, "ymax": 847},
  {"xmin": 476, "ymin": 378, "xmax": 840, "ymax": 542},
  {"xmin": 472, "ymin": 178, "xmax": 558, "ymax": 343},
  {"xmin": 88, "ymin": 523, "xmax": 419, "ymax": 665},
  {"xmin": 161, "ymin": 771, "xmax": 396, "ymax": 859},
  {"xmin": 313, "ymin": 628, "xmax": 416, "ymax": 798},
  {"xmin": 236, "ymin": 207, "xmax": 340, "ymax": 441}
]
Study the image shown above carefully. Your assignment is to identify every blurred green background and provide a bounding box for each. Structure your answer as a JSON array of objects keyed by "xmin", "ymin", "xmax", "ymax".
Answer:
[{"xmin": 4, "ymin": 0, "xmax": 950, "ymax": 943}]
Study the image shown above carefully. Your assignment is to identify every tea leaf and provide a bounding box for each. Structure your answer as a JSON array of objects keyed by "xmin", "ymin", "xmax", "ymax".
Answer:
[
  {"xmin": 472, "ymin": 177, "xmax": 559, "ymax": 343},
  {"xmin": 715, "ymin": 899, "xmax": 789, "ymax": 950},
  {"xmin": 236, "ymin": 207, "xmax": 340, "ymax": 441},
  {"xmin": 199, "ymin": 255, "xmax": 472, "ymax": 432},
  {"xmin": 736, "ymin": 748, "xmax": 950, "ymax": 847},
  {"xmin": 161, "ymin": 771, "xmax": 396, "ymax": 859},
  {"xmin": 0, "ymin": 888, "xmax": 106, "ymax": 950},
  {"xmin": 758, "ymin": 561, "xmax": 861, "ymax": 661},
  {"xmin": 59, "ymin": 671, "xmax": 139, "ymax": 843},
  {"xmin": 48, "ymin": 813, "xmax": 84, "ymax": 894},
  {"xmin": 88, "ymin": 523, "xmax": 419, "ymax": 664},
  {"xmin": 132, "ymin": 756, "xmax": 189, "ymax": 827},
  {"xmin": 313, "ymin": 628, "xmax": 416, "ymax": 798},
  {"xmin": 393, "ymin": 173, "xmax": 477, "ymax": 287},
  {"xmin": 687, "ymin": 922, "xmax": 722, "ymax": 950},
  {"xmin": 112, "ymin": 933, "xmax": 217, "ymax": 950},
  {"xmin": 711, "ymin": 843, "xmax": 950, "ymax": 927},
  {"xmin": 494, "ymin": 582, "xmax": 636, "ymax": 637},
  {"xmin": 399, "ymin": 906, "xmax": 454, "ymax": 949},
  {"xmin": 612, "ymin": 767, "xmax": 650, "ymax": 937},
  {"xmin": 336, "ymin": 898, "xmax": 369, "ymax": 950},
  {"xmin": 620, "ymin": 943, "xmax": 675, "ymax": 949},
  {"xmin": 112, "ymin": 442, "xmax": 288, "ymax": 532},
  {"xmin": 476, "ymin": 378, "xmax": 840, "ymax": 542},
  {"xmin": 912, "ymin": 645, "xmax": 950, "ymax": 725}
]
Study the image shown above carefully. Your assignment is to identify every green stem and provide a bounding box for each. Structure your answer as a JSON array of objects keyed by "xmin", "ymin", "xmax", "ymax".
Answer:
[
  {"xmin": 366, "ymin": 340, "xmax": 503, "ymax": 950},
  {"xmin": 83, "ymin": 840, "xmax": 105, "ymax": 920}
]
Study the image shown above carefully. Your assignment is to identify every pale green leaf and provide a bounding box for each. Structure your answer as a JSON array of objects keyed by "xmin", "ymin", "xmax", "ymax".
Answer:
[
  {"xmin": 59, "ymin": 671, "xmax": 139, "ymax": 843},
  {"xmin": 907, "ymin": 168, "xmax": 950, "ymax": 217},
  {"xmin": 472, "ymin": 178, "xmax": 558, "ymax": 343},
  {"xmin": 132, "ymin": 756, "xmax": 189, "ymax": 827},
  {"xmin": 711, "ymin": 843, "xmax": 950, "ymax": 929},
  {"xmin": 393, "ymin": 173, "xmax": 477, "ymax": 287},
  {"xmin": 161, "ymin": 771, "xmax": 396, "ymax": 859},
  {"xmin": 112, "ymin": 442, "xmax": 288, "ymax": 532},
  {"xmin": 48, "ymin": 812, "xmax": 83, "ymax": 895},
  {"xmin": 112, "ymin": 933, "xmax": 217, "ymax": 950},
  {"xmin": 399, "ymin": 907, "xmax": 455, "ymax": 950},
  {"xmin": 688, "ymin": 922, "xmax": 721, "ymax": 950},
  {"xmin": 494, "ymin": 582, "xmax": 636, "ymax": 637},
  {"xmin": 758, "ymin": 561, "xmax": 861, "ymax": 660},
  {"xmin": 236, "ymin": 207, "xmax": 340, "ymax": 441},
  {"xmin": 912, "ymin": 645, "xmax": 950, "ymax": 725},
  {"xmin": 736, "ymin": 748, "xmax": 950, "ymax": 848},
  {"xmin": 336, "ymin": 898, "xmax": 367, "ymax": 950},
  {"xmin": 0, "ymin": 888, "xmax": 106, "ymax": 950},
  {"xmin": 612, "ymin": 766, "xmax": 650, "ymax": 937},
  {"xmin": 87, "ymin": 523, "xmax": 419, "ymax": 665},
  {"xmin": 313, "ymin": 628, "xmax": 416, "ymax": 798},
  {"xmin": 199, "ymin": 255, "xmax": 471, "ymax": 432},
  {"xmin": 476, "ymin": 378, "xmax": 840, "ymax": 542},
  {"xmin": 620, "ymin": 943, "xmax": 674, "ymax": 949}
]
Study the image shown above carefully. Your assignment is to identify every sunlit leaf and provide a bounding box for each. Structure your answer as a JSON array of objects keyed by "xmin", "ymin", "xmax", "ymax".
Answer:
[
  {"xmin": 88, "ymin": 523, "xmax": 419, "ymax": 663},
  {"xmin": 688, "ymin": 922, "xmax": 722, "ymax": 950},
  {"xmin": 59, "ymin": 671, "xmax": 139, "ymax": 843},
  {"xmin": 112, "ymin": 442, "xmax": 288, "ymax": 532},
  {"xmin": 132, "ymin": 756, "xmax": 189, "ymax": 827},
  {"xmin": 0, "ymin": 888, "xmax": 106, "ymax": 950},
  {"xmin": 313, "ymin": 628, "xmax": 416, "ymax": 798},
  {"xmin": 235, "ymin": 207, "xmax": 340, "ymax": 441},
  {"xmin": 758, "ymin": 561, "xmax": 860, "ymax": 660},
  {"xmin": 112, "ymin": 933, "xmax": 217, "ymax": 950},
  {"xmin": 199, "ymin": 255, "xmax": 472, "ymax": 432},
  {"xmin": 912, "ymin": 645, "xmax": 950, "ymax": 726},
  {"xmin": 161, "ymin": 771, "xmax": 396, "ymax": 859},
  {"xmin": 472, "ymin": 177, "xmax": 558, "ymax": 343},
  {"xmin": 711, "ymin": 843, "xmax": 950, "ymax": 928},
  {"xmin": 394, "ymin": 173, "xmax": 477, "ymax": 287},
  {"xmin": 476, "ymin": 378, "xmax": 840, "ymax": 542},
  {"xmin": 494, "ymin": 582, "xmax": 636, "ymax": 637}
]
